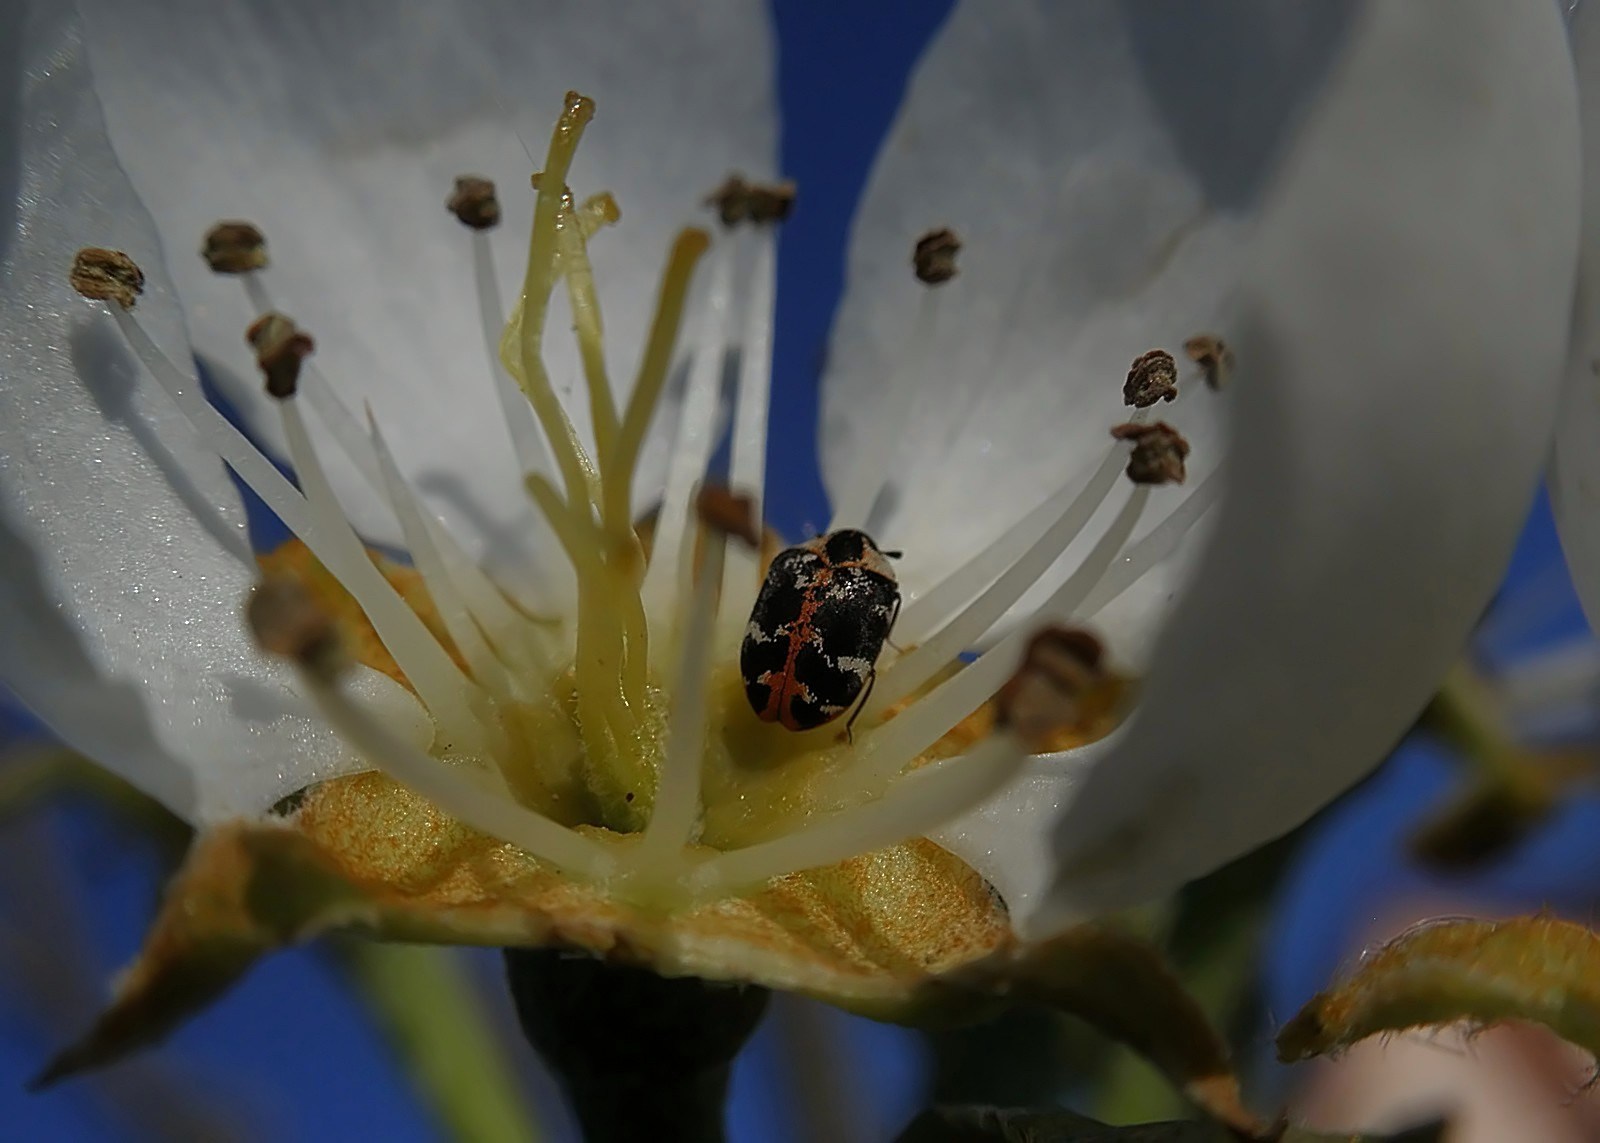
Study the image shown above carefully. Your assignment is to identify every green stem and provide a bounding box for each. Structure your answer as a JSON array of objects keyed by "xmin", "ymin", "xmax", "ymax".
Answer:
[
  {"xmin": 339, "ymin": 941, "xmax": 545, "ymax": 1143},
  {"xmin": 504, "ymin": 949, "xmax": 769, "ymax": 1143}
]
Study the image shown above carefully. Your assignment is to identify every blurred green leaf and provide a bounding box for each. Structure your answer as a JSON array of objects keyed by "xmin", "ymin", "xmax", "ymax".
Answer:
[
  {"xmin": 945, "ymin": 925, "xmax": 1263, "ymax": 1136},
  {"xmin": 1409, "ymin": 664, "xmax": 1595, "ymax": 870},
  {"xmin": 1096, "ymin": 831, "xmax": 1302, "ymax": 1126},
  {"xmin": 1279, "ymin": 915, "xmax": 1600, "ymax": 1063},
  {"xmin": 1406, "ymin": 774, "xmax": 1556, "ymax": 869}
]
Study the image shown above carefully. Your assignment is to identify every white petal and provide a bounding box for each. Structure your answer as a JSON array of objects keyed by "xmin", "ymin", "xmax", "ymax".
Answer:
[
  {"xmin": 820, "ymin": 1, "xmax": 1347, "ymax": 655},
  {"xmin": 78, "ymin": 0, "xmax": 775, "ymax": 584},
  {"xmin": 1037, "ymin": 0, "xmax": 1581, "ymax": 925},
  {"xmin": 1549, "ymin": 2, "xmax": 1600, "ymax": 642},
  {"xmin": 0, "ymin": 1, "xmax": 422, "ymax": 822},
  {"xmin": 928, "ymin": 742, "xmax": 1105, "ymax": 926}
]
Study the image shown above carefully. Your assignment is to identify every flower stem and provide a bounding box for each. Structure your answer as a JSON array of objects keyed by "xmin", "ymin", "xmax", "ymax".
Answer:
[
  {"xmin": 504, "ymin": 949, "xmax": 769, "ymax": 1143},
  {"xmin": 337, "ymin": 940, "xmax": 546, "ymax": 1143},
  {"xmin": 1421, "ymin": 661, "xmax": 1526, "ymax": 785}
]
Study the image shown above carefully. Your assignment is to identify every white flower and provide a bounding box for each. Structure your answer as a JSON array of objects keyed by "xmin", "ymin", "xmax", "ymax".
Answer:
[
  {"xmin": 0, "ymin": 0, "xmax": 1580, "ymax": 945},
  {"xmin": 1545, "ymin": 2, "xmax": 1600, "ymax": 664}
]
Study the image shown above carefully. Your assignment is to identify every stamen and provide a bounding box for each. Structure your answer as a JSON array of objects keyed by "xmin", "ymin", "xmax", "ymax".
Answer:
[
  {"xmin": 413, "ymin": 507, "xmax": 556, "ymax": 682},
  {"xmin": 256, "ymin": 322, "xmax": 494, "ymax": 756},
  {"xmin": 641, "ymin": 487, "xmax": 755, "ymax": 862},
  {"xmin": 576, "ymin": 191, "xmax": 621, "ymax": 237},
  {"xmin": 638, "ymin": 236, "xmax": 736, "ymax": 631},
  {"xmin": 829, "ymin": 227, "xmax": 960, "ymax": 532},
  {"xmin": 366, "ymin": 410, "xmax": 518, "ymax": 703},
  {"xmin": 249, "ymin": 581, "xmax": 615, "ymax": 879},
  {"xmin": 233, "ymin": 265, "xmax": 390, "ymax": 497},
  {"xmin": 200, "ymin": 220, "xmax": 269, "ymax": 275},
  {"xmin": 246, "ymin": 577, "xmax": 345, "ymax": 679},
  {"xmin": 445, "ymin": 176, "xmax": 501, "ymax": 231},
  {"xmin": 851, "ymin": 486, "xmax": 1150, "ymax": 789},
  {"xmin": 70, "ymin": 247, "xmax": 143, "ymax": 310},
  {"xmin": 717, "ymin": 227, "xmax": 779, "ymax": 639},
  {"xmin": 1123, "ymin": 349, "xmax": 1179, "ymax": 408},
  {"xmin": 1110, "ymin": 422, "xmax": 1190, "ymax": 485},
  {"xmin": 912, "ymin": 228, "xmax": 962, "ymax": 285},
  {"xmin": 895, "ymin": 442, "xmax": 1126, "ymax": 644},
  {"xmin": 277, "ymin": 389, "xmax": 496, "ymax": 755},
  {"xmin": 458, "ymin": 202, "xmax": 555, "ymax": 479},
  {"xmin": 1184, "ymin": 334, "xmax": 1233, "ymax": 390},
  {"xmin": 89, "ymin": 278, "xmax": 498, "ymax": 762},
  {"xmin": 993, "ymin": 627, "xmax": 1108, "ymax": 749},
  {"xmin": 443, "ymin": 175, "xmax": 562, "ymax": 503},
  {"xmin": 1077, "ymin": 469, "xmax": 1221, "ymax": 618},
  {"xmin": 705, "ymin": 175, "xmax": 796, "ymax": 227},
  {"xmin": 246, "ymin": 312, "xmax": 314, "ymax": 399},
  {"xmin": 233, "ymin": 257, "xmax": 554, "ymax": 679},
  {"xmin": 868, "ymin": 436, "xmax": 1126, "ymax": 713}
]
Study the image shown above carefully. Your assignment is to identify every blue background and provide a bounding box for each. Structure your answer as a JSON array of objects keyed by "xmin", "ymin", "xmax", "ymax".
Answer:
[{"xmin": 6, "ymin": 1, "xmax": 1599, "ymax": 1139}]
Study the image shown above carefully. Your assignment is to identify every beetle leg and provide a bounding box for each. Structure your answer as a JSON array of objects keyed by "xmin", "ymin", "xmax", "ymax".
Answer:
[
  {"xmin": 883, "ymin": 593, "xmax": 906, "ymax": 654},
  {"xmin": 842, "ymin": 666, "xmax": 878, "ymax": 743}
]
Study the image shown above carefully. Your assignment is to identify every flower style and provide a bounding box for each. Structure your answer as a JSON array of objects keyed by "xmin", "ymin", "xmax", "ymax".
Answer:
[{"xmin": 0, "ymin": 0, "xmax": 1581, "ymax": 1092}]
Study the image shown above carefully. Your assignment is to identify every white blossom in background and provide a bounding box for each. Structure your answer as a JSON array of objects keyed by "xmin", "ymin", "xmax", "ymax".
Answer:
[
  {"xmin": 0, "ymin": 0, "xmax": 1581, "ymax": 945},
  {"xmin": 1548, "ymin": 2, "xmax": 1600, "ymax": 682}
]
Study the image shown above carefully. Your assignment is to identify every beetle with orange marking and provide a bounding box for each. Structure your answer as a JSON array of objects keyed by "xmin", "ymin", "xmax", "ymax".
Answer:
[{"xmin": 740, "ymin": 529, "xmax": 900, "ymax": 733}]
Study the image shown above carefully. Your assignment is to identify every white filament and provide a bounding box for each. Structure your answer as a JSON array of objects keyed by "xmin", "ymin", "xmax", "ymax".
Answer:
[
  {"xmin": 717, "ymin": 231, "xmax": 778, "ymax": 647},
  {"xmin": 691, "ymin": 731, "xmax": 1026, "ymax": 892},
  {"xmin": 471, "ymin": 231, "xmax": 554, "ymax": 478},
  {"xmin": 639, "ymin": 239, "xmax": 736, "ymax": 631},
  {"xmin": 240, "ymin": 273, "xmax": 389, "ymax": 496},
  {"xmin": 852, "ymin": 486, "xmax": 1150, "ymax": 790},
  {"xmin": 244, "ymin": 270, "xmax": 558, "ymax": 680},
  {"xmin": 277, "ymin": 394, "xmax": 494, "ymax": 757},
  {"xmin": 1076, "ymin": 468, "xmax": 1220, "ymax": 618},
  {"xmin": 871, "ymin": 442, "xmax": 1127, "ymax": 712},
  {"xmin": 640, "ymin": 527, "xmax": 727, "ymax": 861},
  {"xmin": 302, "ymin": 670, "xmax": 615, "ymax": 880},
  {"xmin": 366, "ymin": 411, "xmax": 517, "ymax": 704}
]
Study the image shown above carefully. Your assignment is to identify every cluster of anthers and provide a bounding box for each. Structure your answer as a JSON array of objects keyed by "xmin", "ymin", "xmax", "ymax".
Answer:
[{"xmin": 67, "ymin": 92, "xmax": 1223, "ymax": 909}]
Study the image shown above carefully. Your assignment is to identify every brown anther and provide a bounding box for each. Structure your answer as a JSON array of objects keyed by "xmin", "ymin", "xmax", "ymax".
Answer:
[
  {"xmin": 995, "ymin": 627, "xmax": 1108, "ymax": 749},
  {"xmin": 1123, "ymin": 348, "xmax": 1178, "ymax": 408},
  {"xmin": 705, "ymin": 174, "xmax": 796, "ymax": 227},
  {"xmin": 1184, "ymin": 334, "xmax": 1233, "ymax": 391},
  {"xmin": 912, "ymin": 228, "xmax": 962, "ymax": 285},
  {"xmin": 579, "ymin": 191, "xmax": 621, "ymax": 231},
  {"xmin": 246, "ymin": 578, "xmax": 345, "ymax": 679},
  {"xmin": 695, "ymin": 484, "xmax": 760, "ymax": 548},
  {"xmin": 1111, "ymin": 421, "xmax": 1190, "ymax": 485},
  {"xmin": 69, "ymin": 248, "xmax": 144, "ymax": 310},
  {"xmin": 247, "ymin": 312, "xmax": 315, "ymax": 399},
  {"xmin": 446, "ymin": 175, "xmax": 501, "ymax": 230},
  {"xmin": 200, "ymin": 221, "xmax": 268, "ymax": 274}
]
